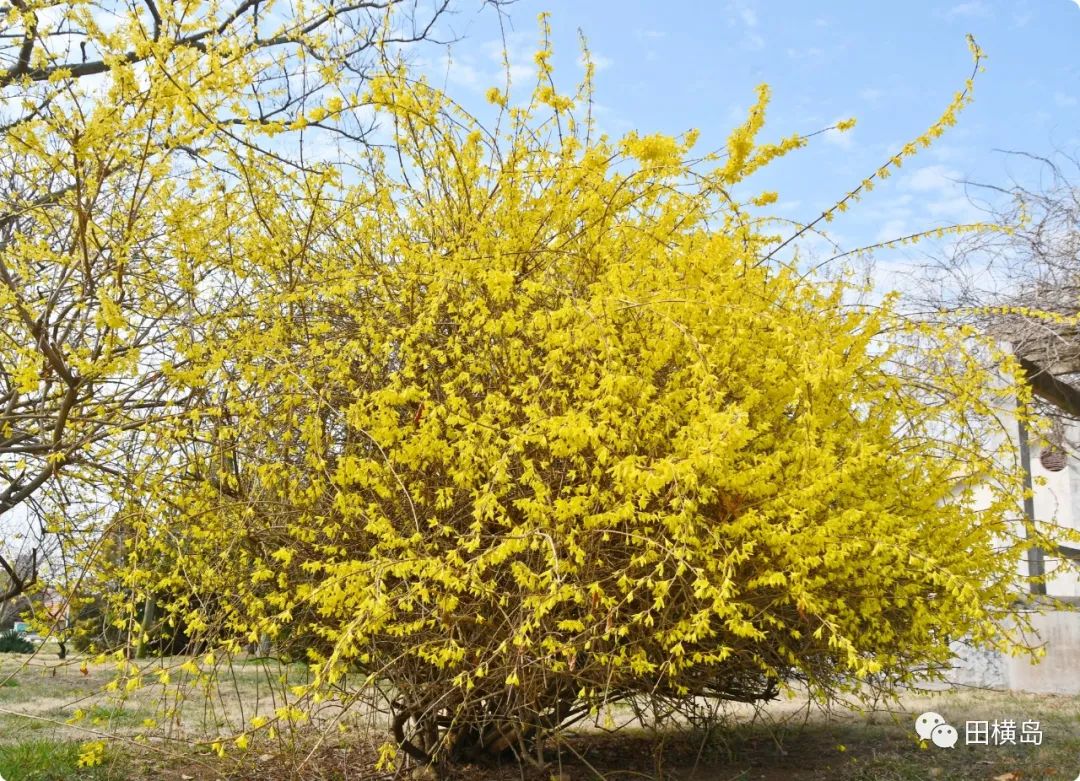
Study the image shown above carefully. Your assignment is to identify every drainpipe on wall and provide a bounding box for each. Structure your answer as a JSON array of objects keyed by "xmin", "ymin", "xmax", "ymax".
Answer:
[{"xmin": 1017, "ymin": 415, "xmax": 1047, "ymax": 596}]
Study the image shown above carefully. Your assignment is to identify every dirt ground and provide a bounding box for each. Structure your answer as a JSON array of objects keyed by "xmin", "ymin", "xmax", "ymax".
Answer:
[{"xmin": 3, "ymin": 647, "xmax": 1080, "ymax": 780}]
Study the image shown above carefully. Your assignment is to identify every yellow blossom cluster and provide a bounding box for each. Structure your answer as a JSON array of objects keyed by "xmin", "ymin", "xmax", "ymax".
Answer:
[{"xmin": 54, "ymin": 18, "xmax": 1057, "ymax": 765}]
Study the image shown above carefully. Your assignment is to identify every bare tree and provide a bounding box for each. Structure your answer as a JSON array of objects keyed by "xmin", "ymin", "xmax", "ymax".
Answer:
[
  {"xmin": 0, "ymin": 0, "xmax": 493, "ymax": 602},
  {"xmin": 920, "ymin": 152, "xmax": 1080, "ymax": 422}
]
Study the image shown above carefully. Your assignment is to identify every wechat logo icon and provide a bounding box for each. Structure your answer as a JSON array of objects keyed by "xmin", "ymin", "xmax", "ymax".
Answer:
[{"xmin": 916, "ymin": 711, "xmax": 958, "ymax": 748}]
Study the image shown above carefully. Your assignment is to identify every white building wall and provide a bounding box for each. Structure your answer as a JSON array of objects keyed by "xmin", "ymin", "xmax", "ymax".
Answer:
[
  {"xmin": 1030, "ymin": 437, "xmax": 1080, "ymax": 597},
  {"xmin": 947, "ymin": 414, "xmax": 1080, "ymax": 692}
]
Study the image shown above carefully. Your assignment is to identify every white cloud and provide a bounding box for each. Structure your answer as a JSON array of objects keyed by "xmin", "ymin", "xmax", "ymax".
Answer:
[
  {"xmin": 422, "ymin": 32, "xmax": 544, "ymax": 96},
  {"xmin": 1054, "ymin": 92, "xmax": 1078, "ymax": 108},
  {"xmin": 824, "ymin": 129, "xmax": 853, "ymax": 148},
  {"xmin": 441, "ymin": 55, "xmax": 483, "ymax": 90},
  {"xmin": 635, "ymin": 29, "xmax": 664, "ymax": 61},
  {"xmin": 824, "ymin": 116, "xmax": 856, "ymax": 148},
  {"xmin": 787, "ymin": 46, "xmax": 825, "ymax": 61},
  {"xmin": 943, "ymin": 1, "xmax": 990, "ymax": 18},
  {"xmin": 900, "ymin": 165, "xmax": 984, "ymax": 224},
  {"xmin": 903, "ymin": 164, "xmax": 962, "ymax": 193},
  {"xmin": 483, "ymin": 32, "xmax": 537, "ymax": 89},
  {"xmin": 875, "ymin": 218, "xmax": 912, "ymax": 244},
  {"xmin": 727, "ymin": 1, "xmax": 765, "ymax": 51},
  {"xmin": 588, "ymin": 101, "xmax": 634, "ymax": 136},
  {"xmin": 726, "ymin": 103, "xmax": 749, "ymax": 124},
  {"xmin": 924, "ymin": 195, "xmax": 983, "ymax": 222},
  {"xmin": 743, "ymin": 32, "xmax": 765, "ymax": 51},
  {"xmin": 578, "ymin": 52, "xmax": 613, "ymax": 72},
  {"xmin": 927, "ymin": 144, "xmax": 965, "ymax": 163}
]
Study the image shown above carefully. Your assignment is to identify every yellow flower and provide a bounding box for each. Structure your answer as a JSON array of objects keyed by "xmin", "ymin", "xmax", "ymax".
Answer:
[{"xmin": 77, "ymin": 741, "xmax": 106, "ymax": 768}]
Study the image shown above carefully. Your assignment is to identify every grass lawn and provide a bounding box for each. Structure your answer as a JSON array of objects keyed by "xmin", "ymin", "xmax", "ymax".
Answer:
[
  {"xmin": 0, "ymin": 739, "xmax": 120, "ymax": 781},
  {"xmin": 2, "ymin": 648, "xmax": 1079, "ymax": 780}
]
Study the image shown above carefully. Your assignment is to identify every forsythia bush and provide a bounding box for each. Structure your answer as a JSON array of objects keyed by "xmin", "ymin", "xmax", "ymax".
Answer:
[{"xmin": 104, "ymin": 24, "xmax": 1052, "ymax": 764}]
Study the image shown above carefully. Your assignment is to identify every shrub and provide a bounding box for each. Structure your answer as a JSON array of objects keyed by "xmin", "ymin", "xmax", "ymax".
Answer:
[
  {"xmin": 0, "ymin": 630, "xmax": 35, "ymax": 654},
  {"xmin": 104, "ymin": 25, "xmax": 1058, "ymax": 767}
]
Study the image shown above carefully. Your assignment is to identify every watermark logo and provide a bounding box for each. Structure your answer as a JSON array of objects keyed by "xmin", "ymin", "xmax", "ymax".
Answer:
[
  {"xmin": 965, "ymin": 719, "xmax": 1042, "ymax": 746},
  {"xmin": 915, "ymin": 711, "xmax": 957, "ymax": 748},
  {"xmin": 915, "ymin": 711, "xmax": 945, "ymax": 740},
  {"xmin": 931, "ymin": 723, "xmax": 959, "ymax": 748},
  {"xmin": 916, "ymin": 712, "xmax": 1044, "ymax": 748}
]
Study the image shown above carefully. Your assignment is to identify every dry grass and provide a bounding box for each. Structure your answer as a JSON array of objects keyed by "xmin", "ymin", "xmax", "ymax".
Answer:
[
  {"xmin": 2, "ymin": 646, "xmax": 1080, "ymax": 780},
  {"xmin": 0, "ymin": 643, "xmax": 316, "ymax": 744}
]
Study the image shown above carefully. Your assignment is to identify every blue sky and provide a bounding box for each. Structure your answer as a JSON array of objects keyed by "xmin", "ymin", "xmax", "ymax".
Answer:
[{"xmin": 425, "ymin": 0, "xmax": 1080, "ymax": 274}]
